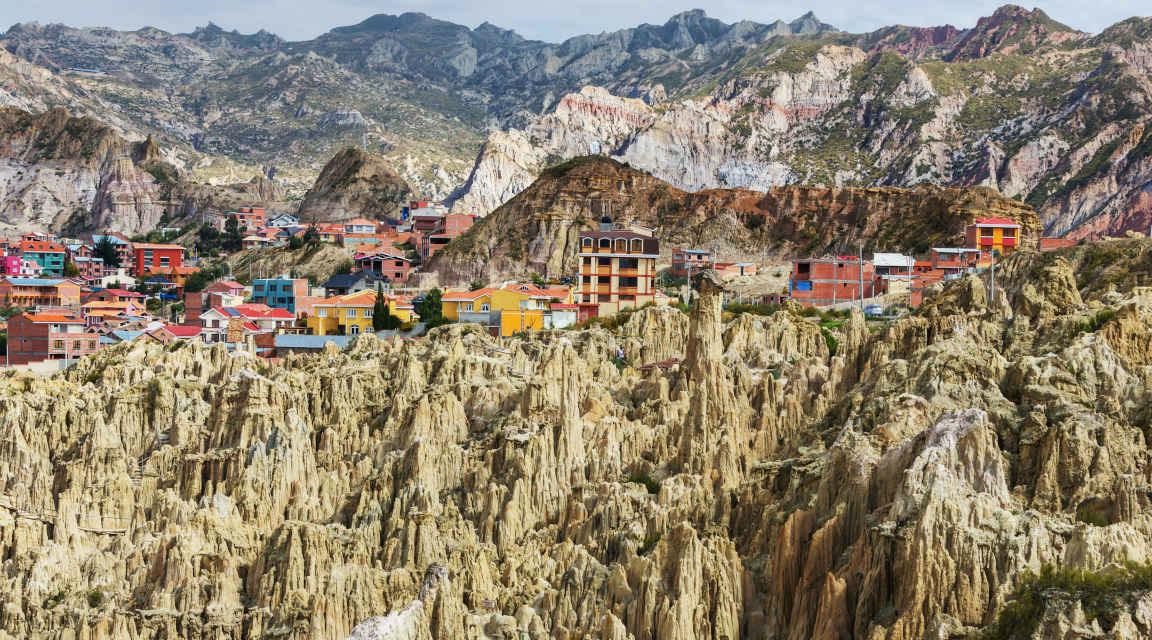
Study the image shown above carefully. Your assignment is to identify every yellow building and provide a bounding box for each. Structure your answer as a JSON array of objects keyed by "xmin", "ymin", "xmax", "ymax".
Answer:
[
  {"xmin": 306, "ymin": 289, "xmax": 415, "ymax": 336},
  {"xmin": 442, "ymin": 283, "xmax": 574, "ymax": 336}
]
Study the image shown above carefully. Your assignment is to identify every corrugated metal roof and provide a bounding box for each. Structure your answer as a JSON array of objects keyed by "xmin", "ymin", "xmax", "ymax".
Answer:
[
  {"xmin": 4, "ymin": 277, "xmax": 66, "ymax": 286},
  {"xmin": 872, "ymin": 253, "xmax": 915, "ymax": 268}
]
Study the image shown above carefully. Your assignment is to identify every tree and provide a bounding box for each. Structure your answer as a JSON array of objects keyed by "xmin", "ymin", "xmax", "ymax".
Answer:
[
  {"xmin": 372, "ymin": 283, "xmax": 391, "ymax": 331},
  {"xmin": 302, "ymin": 224, "xmax": 320, "ymax": 246},
  {"xmin": 63, "ymin": 260, "xmax": 80, "ymax": 278},
  {"xmin": 94, "ymin": 236, "xmax": 121, "ymax": 268},
  {"xmin": 415, "ymin": 288, "xmax": 446, "ymax": 327},
  {"xmin": 223, "ymin": 216, "xmax": 243, "ymax": 252}
]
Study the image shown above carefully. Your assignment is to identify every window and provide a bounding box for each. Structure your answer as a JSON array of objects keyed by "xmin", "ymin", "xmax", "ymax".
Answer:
[
  {"xmin": 582, "ymin": 256, "xmax": 591, "ymax": 266},
  {"xmin": 317, "ymin": 309, "xmax": 327, "ymax": 318},
  {"xmin": 72, "ymin": 341, "xmax": 81, "ymax": 351},
  {"xmin": 614, "ymin": 239, "xmax": 627, "ymax": 252},
  {"xmin": 581, "ymin": 237, "xmax": 592, "ymax": 248},
  {"xmin": 631, "ymin": 239, "xmax": 643, "ymax": 253},
  {"xmin": 619, "ymin": 258, "xmax": 638, "ymax": 270},
  {"xmin": 480, "ymin": 303, "xmax": 490, "ymax": 312},
  {"xmin": 347, "ymin": 309, "xmax": 357, "ymax": 318},
  {"xmin": 598, "ymin": 238, "xmax": 610, "ymax": 249},
  {"xmin": 52, "ymin": 340, "xmax": 64, "ymax": 350},
  {"xmin": 350, "ymin": 325, "xmax": 360, "ymax": 335},
  {"xmin": 365, "ymin": 309, "xmax": 373, "ymax": 318}
]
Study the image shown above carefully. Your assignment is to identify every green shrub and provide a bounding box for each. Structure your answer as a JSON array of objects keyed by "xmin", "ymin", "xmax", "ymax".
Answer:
[
  {"xmin": 637, "ymin": 533, "xmax": 662, "ymax": 556},
  {"xmin": 980, "ymin": 563, "xmax": 1152, "ymax": 639},
  {"xmin": 86, "ymin": 590, "xmax": 104, "ymax": 608},
  {"xmin": 626, "ymin": 472, "xmax": 660, "ymax": 495},
  {"xmin": 821, "ymin": 328, "xmax": 839, "ymax": 357}
]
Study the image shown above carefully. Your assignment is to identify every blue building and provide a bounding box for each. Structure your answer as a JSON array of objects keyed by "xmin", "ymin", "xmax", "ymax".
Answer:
[{"xmin": 251, "ymin": 276, "xmax": 309, "ymax": 314}]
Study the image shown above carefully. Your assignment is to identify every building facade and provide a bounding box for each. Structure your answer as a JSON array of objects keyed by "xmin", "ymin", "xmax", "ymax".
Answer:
[
  {"xmin": 6, "ymin": 311, "xmax": 99, "ymax": 365},
  {"xmin": 251, "ymin": 277, "xmax": 310, "ymax": 314},
  {"xmin": 0, "ymin": 278, "xmax": 82, "ymax": 308},
  {"xmin": 966, "ymin": 218, "xmax": 1023, "ymax": 254},
  {"xmin": 789, "ymin": 257, "xmax": 877, "ymax": 307},
  {"xmin": 576, "ymin": 221, "xmax": 660, "ymax": 317},
  {"xmin": 17, "ymin": 240, "xmax": 67, "ymax": 276},
  {"xmin": 670, "ymin": 249, "xmax": 714, "ymax": 279},
  {"xmin": 132, "ymin": 243, "xmax": 185, "ymax": 278}
]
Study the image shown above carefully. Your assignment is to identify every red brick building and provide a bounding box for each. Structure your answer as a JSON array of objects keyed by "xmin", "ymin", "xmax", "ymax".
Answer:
[
  {"xmin": 353, "ymin": 250, "xmax": 412, "ymax": 283},
  {"xmin": 418, "ymin": 213, "xmax": 475, "ymax": 261},
  {"xmin": 789, "ymin": 257, "xmax": 877, "ymax": 307},
  {"xmin": 6, "ymin": 311, "xmax": 99, "ymax": 365},
  {"xmin": 227, "ymin": 207, "xmax": 267, "ymax": 233}
]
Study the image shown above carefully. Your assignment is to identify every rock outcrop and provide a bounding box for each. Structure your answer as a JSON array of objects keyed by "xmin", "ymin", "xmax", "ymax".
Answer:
[
  {"xmin": 297, "ymin": 147, "xmax": 413, "ymax": 222},
  {"xmin": 1, "ymin": 240, "xmax": 1149, "ymax": 639}
]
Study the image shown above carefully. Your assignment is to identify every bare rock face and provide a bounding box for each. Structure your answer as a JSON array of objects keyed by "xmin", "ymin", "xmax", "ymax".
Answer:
[
  {"xmin": 1, "ymin": 242, "xmax": 1151, "ymax": 639},
  {"xmin": 0, "ymin": 106, "xmax": 167, "ymax": 234},
  {"xmin": 297, "ymin": 147, "xmax": 413, "ymax": 221}
]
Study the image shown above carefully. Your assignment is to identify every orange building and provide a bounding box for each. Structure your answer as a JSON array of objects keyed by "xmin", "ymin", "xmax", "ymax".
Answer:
[
  {"xmin": 966, "ymin": 218, "xmax": 1023, "ymax": 254},
  {"xmin": 0, "ymin": 277, "xmax": 82, "ymax": 308}
]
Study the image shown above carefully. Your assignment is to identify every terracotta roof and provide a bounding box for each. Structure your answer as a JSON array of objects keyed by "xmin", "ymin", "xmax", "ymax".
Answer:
[
  {"xmin": 100, "ymin": 288, "xmax": 144, "ymax": 298},
  {"xmin": 24, "ymin": 312, "xmax": 83, "ymax": 323},
  {"xmin": 344, "ymin": 218, "xmax": 377, "ymax": 227},
  {"xmin": 314, "ymin": 289, "xmax": 379, "ymax": 307},
  {"xmin": 204, "ymin": 280, "xmax": 245, "ymax": 292},
  {"xmin": 442, "ymin": 288, "xmax": 492, "ymax": 302},
  {"xmin": 17, "ymin": 240, "xmax": 66, "ymax": 253}
]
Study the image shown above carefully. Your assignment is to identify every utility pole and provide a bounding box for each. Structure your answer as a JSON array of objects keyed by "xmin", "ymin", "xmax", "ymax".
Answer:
[
  {"xmin": 989, "ymin": 251, "xmax": 997, "ymax": 302},
  {"xmin": 858, "ymin": 244, "xmax": 865, "ymax": 312}
]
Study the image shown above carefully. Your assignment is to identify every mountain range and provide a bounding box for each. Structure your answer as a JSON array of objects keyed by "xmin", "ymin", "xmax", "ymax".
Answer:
[{"xmin": 0, "ymin": 5, "xmax": 1151, "ymax": 237}]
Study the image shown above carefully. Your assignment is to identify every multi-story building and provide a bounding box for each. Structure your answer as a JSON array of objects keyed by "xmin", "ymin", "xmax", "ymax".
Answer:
[
  {"xmin": 132, "ymin": 243, "xmax": 185, "ymax": 277},
  {"xmin": 6, "ymin": 311, "xmax": 99, "ymax": 365},
  {"xmin": 417, "ymin": 213, "xmax": 475, "ymax": 261},
  {"xmin": 353, "ymin": 251, "xmax": 412, "ymax": 283},
  {"xmin": 91, "ymin": 233, "xmax": 135, "ymax": 267},
  {"xmin": 307, "ymin": 289, "xmax": 414, "ymax": 336},
  {"xmin": 251, "ymin": 276, "xmax": 311, "ymax": 314},
  {"xmin": 16, "ymin": 240, "xmax": 67, "ymax": 276},
  {"xmin": 0, "ymin": 277, "xmax": 82, "ymax": 308},
  {"xmin": 183, "ymin": 280, "xmax": 246, "ymax": 324},
  {"xmin": 670, "ymin": 248, "xmax": 714, "ymax": 279},
  {"xmin": 1, "ymin": 255, "xmax": 41, "ymax": 276},
  {"xmin": 789, "ymin": 256, "xmax": 877, "ymax": 307},
  {"xmin": 224, "ymin": 207, "xmax": 267, "ymax": 233},
  {"xmin": 966, "ymin": 218, "xmax": 1023, "ymax": 255},
  {"xmin": 71, "ymin": 256, "xmax": 106, "ymax": 282},
  {"xmin": 576, "ymin": 218, "xmax": 660, "ymax": 317}
]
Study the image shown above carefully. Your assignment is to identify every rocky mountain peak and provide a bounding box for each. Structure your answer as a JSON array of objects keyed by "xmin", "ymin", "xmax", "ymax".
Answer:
[{"xmin": 946, "ymin": 3, "xmax": 1084, "ymax": 60}]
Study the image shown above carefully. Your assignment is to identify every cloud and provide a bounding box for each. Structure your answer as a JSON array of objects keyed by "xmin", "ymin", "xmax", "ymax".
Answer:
[{"xmin": 0, "ymin": 0, "xmax": 1148, "ymax": 41}]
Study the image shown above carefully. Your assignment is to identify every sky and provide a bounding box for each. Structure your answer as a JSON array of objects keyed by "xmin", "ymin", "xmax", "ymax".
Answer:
[{"xmin": 0, "ymin": 1, "xmax": 1148, "ymax": 42}]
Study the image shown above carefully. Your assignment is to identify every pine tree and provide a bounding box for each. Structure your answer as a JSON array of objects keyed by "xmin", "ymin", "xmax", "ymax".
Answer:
[
  {"xmin": 94, "ymin": 236, "xmax": 121, "ymax": 268},
  {"xmin": 372, "ymin": 283, "xmax": 390, "ymax": 331}
]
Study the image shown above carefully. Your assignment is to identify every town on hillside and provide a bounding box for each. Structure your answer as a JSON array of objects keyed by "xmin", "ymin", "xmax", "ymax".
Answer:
[{"xmin": 0, "ymin": 202, "xmax": 1079, "ymax": 371}]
